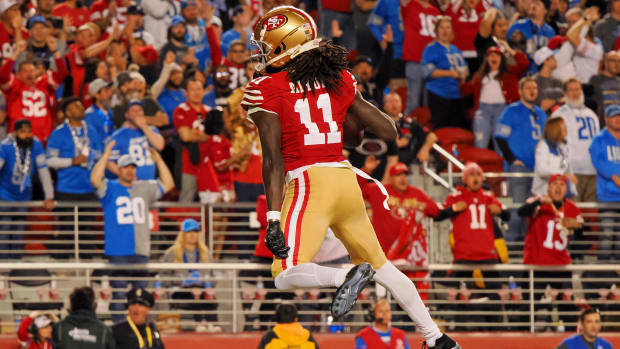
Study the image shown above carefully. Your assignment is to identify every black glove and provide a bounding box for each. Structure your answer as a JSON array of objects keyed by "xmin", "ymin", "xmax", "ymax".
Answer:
[{"xmin": 265, "ymin": 220, "xmax": 289, "ymax": 259}]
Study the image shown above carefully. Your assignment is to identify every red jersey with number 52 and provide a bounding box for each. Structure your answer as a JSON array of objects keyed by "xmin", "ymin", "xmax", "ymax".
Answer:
[
  {"xmin": 443, "ymin": 186, "xmax": 503, "ymax": 261},
  {"xmin": 523, "ymin": 198, "xmax": 582, "ymax": 265},
  {"xmin": 242, "ymin": 70, "xmax": 357, "ymax": 172}
]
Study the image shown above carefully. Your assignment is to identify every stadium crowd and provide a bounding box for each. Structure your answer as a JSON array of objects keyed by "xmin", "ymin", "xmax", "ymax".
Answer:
[{"xmin": 0, "ymin": 0, "xmax": 618, "ymax": 340}]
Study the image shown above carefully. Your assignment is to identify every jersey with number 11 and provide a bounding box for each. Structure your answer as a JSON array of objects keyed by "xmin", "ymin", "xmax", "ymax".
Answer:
[{"xmin": 242, "ymin": 70, "xmax": 357, "ymax": 172}]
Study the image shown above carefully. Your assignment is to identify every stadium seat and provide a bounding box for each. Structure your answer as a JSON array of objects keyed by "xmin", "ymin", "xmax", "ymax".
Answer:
[{"xmin": 408, "ymin": 106, "xmax": 432, "ymax": 129}]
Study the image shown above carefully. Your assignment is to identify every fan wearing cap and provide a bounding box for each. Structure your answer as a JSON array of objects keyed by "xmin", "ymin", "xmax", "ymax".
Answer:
[
  {"xmin": 181, "ymin": 0, "xmax": 224, "ymax": 73},
  {"xmin": 221, "ymin": 4, "xmax": 252, "ymax": 56},
  {"xmin": 0, "ymin": 32, "xmax": 67, "ymax": 143},
  {"xmin": 438, "ymin": 162, "xmax": 510, "ymax": 266},
  {"xmin": 506, "ymin": 0, "xmax": 555, "ymax": 58},
  {"xmin": 17, "ymin": 311, "xmax": 57, "ymax": 349},
  {"xmin": 161, "ymin": 218, "xmax": 220, "ymax": 332},
  {"xmin": 90, "ymin": 140, "xmax": 173, "ymax": 322},
  {"xmin": 65, "ymin": 22, "xmax": 118, "ymax": 98},
  {"xmin": 106, "ymin": 100, "xmax": 165, "ymax": 181},
  {"xmin": 158, "ymin": 15, "xmax": 195, "ymax": 69},
  {"xmin": 519, "ymin": 175, "xmax": 583, "ymax": 327},
  {"xmin": 85, "ymin": 78, "xmax": 116, "ymax": 146},
  {"xmin": 151, "ymin": 51, "xmax": 187, "ymax": 124},
  {"xmin": 460, "ymin": 45, "xmax": 528, "ymax": 150},
  {"xmin": 111, "ymin": 71, "xmax": 169, "ymax": 130},
  {"xmin": 16, "ymin": 15, "xmax": 60, "ymax": 69},
  {"xmin": 0, "ymin": 0, "xmax": 29, "ymax": 62},
  {"xmin": 519, "ymin": 174, "xmax": 583, "ymax": 265},
  {"xmin": 532, "ymin": 46, "xmax": 564, "ymax": 113},
  {"xmin": 112, "ymin": 288, "xmax": 165, "ymax": 349},
  {"xmin": 589, "ymin": 104, "xmax": 620, "ymax": 261},
  {"xmin": 351, "ymin": 53, "xmax": 392, "ymax": 108},
  {"xmin": 0, "ymin": 119, "xmax": 54, "ymax": 259},
  {"xmin": 357, "ymin": 161, "xmax": 440, "ymax": 254}
]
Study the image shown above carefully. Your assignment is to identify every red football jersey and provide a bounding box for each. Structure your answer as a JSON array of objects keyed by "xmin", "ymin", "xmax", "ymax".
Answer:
[
  {"xmin": 445, "ymin": 0, "xmax": 491, "ymax": 58},
  {"xmin": 387, "ymin": 209, "xmax": 429, "ymax": 266},
  {"xmin": 173, "ymin": 102, "xmax": 211, "ymax": 176},
  {"xmin": 0, "ymin": 58, "xmax": 67, "ymax": 142},
  {"xmin": 206, "ymin": 135, "xmax": 233, "ymax": 187},
  {"xmin": 400, "ymin": 0, "xmax": 440, "ymax": 62},
  {"xmin": 0, "ymin": 24, "xmax": 29, "ymax": 61},
  {"xmin": 90, "ymin": 0, "xmax": 128, "ymax": 28},
  {"xmin": 52, "ymin": 3, "xmax": 90, "ymax": 31},
  {"xmin": 242, "ymin": 69, "xmax": 356, "ymax": 172},
  {"xmin": 523, "ymin": 198, "xmax": 582, "ymax": 265},
  {"xmin": 232, "ymin": 139, "xmax": 262, "ymax": 184},
  {"xmin": 443, "ymin": 186, "xmax": 503, "ymax": 261},
  {"xmin": 224, "ymin": 59, "xmax": 247, "ymax": 91},
  {"xmin": 358, "ymin": 176, "xmax": 439, "ymax": 254}
]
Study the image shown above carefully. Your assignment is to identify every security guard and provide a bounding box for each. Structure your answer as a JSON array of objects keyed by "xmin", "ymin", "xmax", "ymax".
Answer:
[{"xmin": 112, "ymin": 288, "xmax": 164, "ymax": 349}]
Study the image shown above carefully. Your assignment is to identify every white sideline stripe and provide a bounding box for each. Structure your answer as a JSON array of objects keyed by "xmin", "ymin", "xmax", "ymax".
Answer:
[{"xmin": 285, "ymin": 175, "xmax": 306, "ymax": 269}]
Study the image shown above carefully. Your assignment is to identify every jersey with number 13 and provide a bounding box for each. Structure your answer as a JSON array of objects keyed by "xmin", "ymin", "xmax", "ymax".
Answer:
[{"xmin": 242, "ymin": 70, "xmax": 357, "ymax": 172}]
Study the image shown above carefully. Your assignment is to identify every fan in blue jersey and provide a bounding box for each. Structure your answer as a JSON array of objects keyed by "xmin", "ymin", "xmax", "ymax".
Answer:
[
  {"xmin": 107, "ymin": 101, "xmax": 165, "ymax": 181},
  {"xmin": 91, "ymin": 141, "xmax": 174, "ymax": 323},
  {"xmin": 421, "ymin": 17, "xmax": 469, "ymax": 129},
  {"xmin": 506, "ymin": 0, "xmax": 555, "ymax": 65},
  {"xmin": 495, "ymin": 77, "xmax": 547, "ymax": 243},
  {"xmin": 85, "ymin": 79, "xmax": 115, "ymax": 150},
  {"xmin": 47, "ymin": 97, "xmax": 103, "ymax": 258},
  {"xmin": 0, "ymin": 120, "xmax": 54, "ymax": 259}
]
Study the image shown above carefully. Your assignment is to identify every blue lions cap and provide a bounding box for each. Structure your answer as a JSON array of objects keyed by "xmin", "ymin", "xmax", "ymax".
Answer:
[
  {"xmin": 117, "ymin": 154, "xmax": 137, "ymax": 168},
  {"xmin": 27, "ymin": 15, "xmax": 49, "ymax": 29},
  {"xmin": 605, "ymin": 104, "xmax": 620, "ymax": 118},
  {"xmin": 171, "ymin": 15, "xmax": 186, "ymax": 27},
  {"xmin": 182, "ymin": 218, "xmax": 200, "ymax": 232},
  {"xmin": 181, "ymin": 0, "xmax": 197, "ymax": 9}
]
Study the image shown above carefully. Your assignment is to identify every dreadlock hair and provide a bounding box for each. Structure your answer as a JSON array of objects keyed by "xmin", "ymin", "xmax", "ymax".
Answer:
[{"xmin": 279, "ymin": 40, "xmax": 350, "ymax": 97}]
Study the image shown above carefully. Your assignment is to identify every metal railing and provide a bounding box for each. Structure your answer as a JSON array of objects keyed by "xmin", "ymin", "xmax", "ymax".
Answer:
[
  {"xmin": 0, "ymin": 200, "xmax": 619, "ymax": 266},
  {"xmin": 0, "ymin": 262, "xmax": 617, "ymax": 334}
]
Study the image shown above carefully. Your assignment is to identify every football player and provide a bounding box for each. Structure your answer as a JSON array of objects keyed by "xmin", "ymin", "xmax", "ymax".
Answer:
[{"xmin": 242, "ymin": 6, "xmax": 460, "ymax": 348}]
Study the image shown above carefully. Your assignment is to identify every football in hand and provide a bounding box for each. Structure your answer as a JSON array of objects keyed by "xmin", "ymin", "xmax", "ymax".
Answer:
[{"xmin": 343, "ymin": 112, "xmax": 365, "ymax": 147}]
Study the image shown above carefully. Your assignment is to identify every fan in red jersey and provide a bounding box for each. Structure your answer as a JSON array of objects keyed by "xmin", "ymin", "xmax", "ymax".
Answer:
[
  {"xmin": 435, "ymin": 162, "xmax": 510, "ymax": 327},
  {"xmin": 0, "ymin": 38, "xmax": 67, "ymax": 143},
  {"xmin": 0, "ymin": 1, "xmax": 29, "ymax": 62},
  {"xmin": 518, "ymin": 174, "xmax": 584, "ymax": 327}
]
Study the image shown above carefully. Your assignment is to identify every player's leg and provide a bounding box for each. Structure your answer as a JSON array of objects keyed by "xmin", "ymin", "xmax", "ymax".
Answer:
[
  {"xmin": 271, "ymin": 168, "xmax": 349, "ymax": 289},
  {"xmin": 331, "ymin": 170, "xmax": 451, "ymax": 347}
]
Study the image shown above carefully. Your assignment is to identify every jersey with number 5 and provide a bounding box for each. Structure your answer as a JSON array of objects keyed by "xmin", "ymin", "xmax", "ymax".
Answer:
[
  {"xmin": 242, "ymin": 70, "xmax": 357, "ymax": 172},
  {"xmin": 523, "ymin": 198, "xmax": 581, "ymax": 265},
  {"xmin": 443, "ymin": 186, "xmax": 503, "ymax": 261}
]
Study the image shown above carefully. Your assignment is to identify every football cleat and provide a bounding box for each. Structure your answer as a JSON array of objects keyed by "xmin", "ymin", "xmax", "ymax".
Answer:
[
  {"xmin": 422, "ymin": 334, "xmax": 462, "ymax": 349},
  {"xmin": 250, "ymin": 6, "xmax": 321, "ymax": 72},
  {"xmin": 330, "ymin": 263, "xmax": 375, "ymax": 319}
]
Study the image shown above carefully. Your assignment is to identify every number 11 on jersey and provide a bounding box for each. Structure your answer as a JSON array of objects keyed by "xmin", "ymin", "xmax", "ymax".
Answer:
[{"xmin": 295, "ymin": 93, "xmax": 341, "ymax": 146}]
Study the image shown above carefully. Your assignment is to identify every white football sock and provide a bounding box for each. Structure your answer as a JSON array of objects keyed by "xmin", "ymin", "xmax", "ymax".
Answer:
[
  {"xmin": 373, "ymin": 261, "xmax": 442, "ymax": 345},
  {"xmin": 274, "ymin": 263, "xmax": 348, "ymax": 289}
]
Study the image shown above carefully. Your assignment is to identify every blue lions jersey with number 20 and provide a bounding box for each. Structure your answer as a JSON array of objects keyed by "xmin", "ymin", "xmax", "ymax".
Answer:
[{"xmin": 97, "ymin": 179, "xmax": 164, "ymax": 257}]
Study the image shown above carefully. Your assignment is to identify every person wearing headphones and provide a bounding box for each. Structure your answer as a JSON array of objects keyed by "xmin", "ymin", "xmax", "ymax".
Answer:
[
  {"xmin": 355, "ymin": 299, "xmax": 410, "ymax": 349},
  {"xmin": 17, "ymin": 311, "xmax": 57, "ymax": 349}
]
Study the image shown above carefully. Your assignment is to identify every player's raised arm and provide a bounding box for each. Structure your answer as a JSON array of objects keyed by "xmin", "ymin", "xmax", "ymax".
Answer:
[
  {"xmin": 251, "ymin": 110, "xmax": 289, "ymax": 259},
  {"xmin": 348, "ymin": 90, "xmax": 398, "ymax": 141},
  {"xmin": 252, "ymin": 111, "xmax": 285, "ymax": 212}
]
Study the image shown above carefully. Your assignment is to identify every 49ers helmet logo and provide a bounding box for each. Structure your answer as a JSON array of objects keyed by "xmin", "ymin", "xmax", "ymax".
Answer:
[{"xmin": 264, "ymin": 14, "xmax": 288, "ymax": 31}]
